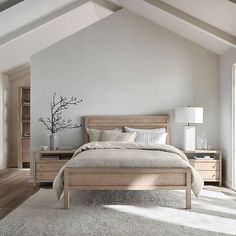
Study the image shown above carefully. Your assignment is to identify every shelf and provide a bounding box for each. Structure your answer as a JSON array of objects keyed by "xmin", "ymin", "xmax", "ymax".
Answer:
[
  {"xmin": 22, "ymin": 102, "xmax": 30, "ymax": 106},
  {"xmin": 189, "ymin": 158, "xmax": 219, "ymax": 162},
  {"xmin": 40, "ymin": 150, "xmax": 76, "ymax": 154},
  {"xmin": 183, "ymin": 150, "xmax": 219, "ymax": 154},
  {"xmin": 22, "ymin": 120, "xmax": 30, "ymax": 123},
  {"xmin": 37, "ymin": 159, "xmax": 69, "ymax": 162}
]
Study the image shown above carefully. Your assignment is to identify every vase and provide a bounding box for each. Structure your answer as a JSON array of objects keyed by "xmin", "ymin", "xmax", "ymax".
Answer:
[
  {"xmin": 50, "ymin": 134, "xmax": 58, "ymax": 150},
  {"xmin": 200, "ymin": 134, "xmax": 207, "ymax": 150}
]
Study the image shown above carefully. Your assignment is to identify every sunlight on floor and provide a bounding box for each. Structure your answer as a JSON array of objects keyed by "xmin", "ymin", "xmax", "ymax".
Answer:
[{"xmin": 103, "ymin": 189, "xmax": 236, "ymax": 235}]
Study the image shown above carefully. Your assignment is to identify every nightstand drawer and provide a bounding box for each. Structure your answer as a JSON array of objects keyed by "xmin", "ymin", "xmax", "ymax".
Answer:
[
  {"xmin": 36, "ymin": 161, "xmax": 67, "ymax": 171},
  {"xmin": 36, "ymin": 171, "xmax": 58, "ymax": 180},
  {"xmin": 198, "ymin": 170, "xmax": 219, "ymax": 180},
  {"xmin": 189, "ymin": 160, "xmax": 219, "ymax": 171}
]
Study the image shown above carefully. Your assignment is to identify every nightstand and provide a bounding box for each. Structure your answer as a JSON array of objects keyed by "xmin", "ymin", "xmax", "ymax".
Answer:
[
  {"xmin": 32, "ymin": 150, "xmax": 76, "ymax": 186},
  {"xmin": 183, "ymin": 150, "xmax": 222, "ymax": 186}
]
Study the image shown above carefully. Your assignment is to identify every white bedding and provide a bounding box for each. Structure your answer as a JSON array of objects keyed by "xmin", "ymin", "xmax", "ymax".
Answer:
[{"xmin": 53, "ymin": 141, "xmax": 203, "ymax": 199}]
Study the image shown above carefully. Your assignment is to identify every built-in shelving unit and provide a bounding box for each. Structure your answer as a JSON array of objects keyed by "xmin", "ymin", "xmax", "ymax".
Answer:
[{"xmin": 18, "ymin": 87, "xmax": 30, "ymax": 168}]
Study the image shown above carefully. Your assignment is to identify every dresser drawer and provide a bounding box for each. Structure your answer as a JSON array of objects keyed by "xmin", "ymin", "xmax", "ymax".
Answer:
[
  {"xmin": 36, "ymin": 171, "xmax": 59, "ymax": 180},
  {"xmin": 198, "ymin": 170, "xmax": 219, "ymax": 180},
  {"xmin": 189, "ymin": 160, "xmax": 219, "ymax": 171},
  {"xmin": 36, "ymin": 161, "xmax": 67, "ymax": 171}
]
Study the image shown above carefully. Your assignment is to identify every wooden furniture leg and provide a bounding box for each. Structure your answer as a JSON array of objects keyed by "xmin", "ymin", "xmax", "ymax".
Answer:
[
  {"xmin": 64, "ymin": 168, "xmax": 69, "ymax": 209},
  {"xmin": 186, "ymin": 169, "xmax": 191, "ymax": 209}
]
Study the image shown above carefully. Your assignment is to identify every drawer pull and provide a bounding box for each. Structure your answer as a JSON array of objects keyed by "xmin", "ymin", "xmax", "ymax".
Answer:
[
  {"xmin": 212, "ymin": 165, "xmax": 215, "ymax": 169},
  {"xmin": 212, "ymin": 174, "xmax": 215, "ymax": 177}
]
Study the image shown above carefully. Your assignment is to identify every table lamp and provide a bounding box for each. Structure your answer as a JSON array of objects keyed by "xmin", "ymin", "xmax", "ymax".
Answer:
[{"xmin": 175, "ymin": 107, "xmax": 203, "ymax": 150}]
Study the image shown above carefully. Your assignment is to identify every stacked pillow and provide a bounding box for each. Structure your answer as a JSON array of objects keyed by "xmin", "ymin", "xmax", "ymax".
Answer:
[
  {"xmin": 86, "ymin": 128, "xmax": 136, "ymax": 142},
  {"xmin": 86, "ymin": 127, "xmax": 167, "ymax": 144},
  {"xmin": 124, "ymin": 127, "xmax": 167, "ymax": 144},
  {"xmin": 101, "ymin": 131, "xmax": 136, "ymax": 142}
]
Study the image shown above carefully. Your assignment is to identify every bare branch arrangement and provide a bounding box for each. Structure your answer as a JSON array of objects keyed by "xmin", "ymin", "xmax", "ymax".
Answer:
[{"xmin": 39, "ymin": 92, "xmax": 82, "ymax": 134}]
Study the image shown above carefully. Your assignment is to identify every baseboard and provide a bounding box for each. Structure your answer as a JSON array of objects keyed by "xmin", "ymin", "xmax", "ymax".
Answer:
[{"xmin": 223, "ymin": 179, "xmax": 232, "ymax": 188}]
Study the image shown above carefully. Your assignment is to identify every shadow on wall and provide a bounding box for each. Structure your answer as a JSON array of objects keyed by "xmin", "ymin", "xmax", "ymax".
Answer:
[{"xmin": 0, "ymin": 74, "xmax": 9, "ymax": 169}]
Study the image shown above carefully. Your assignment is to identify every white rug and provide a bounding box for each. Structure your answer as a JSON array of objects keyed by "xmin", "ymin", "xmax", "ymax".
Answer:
[{"xmin": 1, "ymin": 188, "xmax": 236, "ymax": 236}]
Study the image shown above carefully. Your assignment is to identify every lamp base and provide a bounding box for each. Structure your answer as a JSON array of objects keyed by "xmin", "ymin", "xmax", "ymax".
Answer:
[{"xmin": 183, "ymin": 126, "xmax": 195, "ymax": 151}]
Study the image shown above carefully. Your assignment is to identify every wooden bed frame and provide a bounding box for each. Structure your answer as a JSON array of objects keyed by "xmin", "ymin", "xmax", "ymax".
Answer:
[{"xmin": 64, "ymin": 116, "xmax": 191, "ymax": 209}]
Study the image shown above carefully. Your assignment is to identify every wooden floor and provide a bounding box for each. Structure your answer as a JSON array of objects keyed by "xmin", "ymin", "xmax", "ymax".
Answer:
[{"xmin": 0, "ymin": 168, "xmax": 39, "ymax": 220}]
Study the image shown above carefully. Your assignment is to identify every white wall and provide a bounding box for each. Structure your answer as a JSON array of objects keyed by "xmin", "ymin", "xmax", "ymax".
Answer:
[
  {"xmin": 220, "ymin": 47, "xmax": 236, "ymax": 186},
  {"xmin": 0, "ymin": 73, "xmax": 9, "ymax": 170},
  {"xmin": 31, "ymin": 9, "xmax": 219, "ymax": 151}
]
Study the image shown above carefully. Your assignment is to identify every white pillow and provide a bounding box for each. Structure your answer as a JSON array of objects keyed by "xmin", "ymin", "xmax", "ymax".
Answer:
[
  {"xmin": 125, "ymin": 127, "xmax": 166, "ymax": 133},
  {"xmin": 124, "ymin": 127, "xmax": 167, "ymax": 144},
  {"xmin": 101, "ymin": 132, "xmax": 137, "ymax": 142},
  {"xmin": 86, "ymin": 128, "xmax": 122, "ymax": 142}
]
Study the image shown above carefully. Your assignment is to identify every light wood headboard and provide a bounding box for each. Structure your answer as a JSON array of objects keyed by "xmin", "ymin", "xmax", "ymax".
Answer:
[{"xmin": 84, "ymin": 115, "xmax": 170, "ymax": 144}]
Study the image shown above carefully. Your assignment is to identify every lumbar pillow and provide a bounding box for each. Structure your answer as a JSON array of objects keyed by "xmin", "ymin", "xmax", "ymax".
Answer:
[
  {"xmin": 124, "ymin": 127, "xmax": 167, "ymax": 144},
  {"xmin": 101, "ymin": 131, "xmax": 137, "ymax": 142},
  {"xmin": 86, "ymin": 128, "xmax": 122, "ymax": 142}
]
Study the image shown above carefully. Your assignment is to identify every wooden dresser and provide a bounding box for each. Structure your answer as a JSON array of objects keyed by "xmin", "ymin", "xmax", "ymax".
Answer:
[
  {"xmin": 183, "ymin": 150, "xmax": 222, "ymax": 186},
  {"xmin": 32, "ymin": 150, "xmax": 76, "ymax": 186}
]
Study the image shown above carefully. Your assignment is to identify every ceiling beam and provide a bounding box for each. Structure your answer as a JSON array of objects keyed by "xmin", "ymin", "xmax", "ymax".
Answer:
[
  {"xmin": 0, "ymin": 0, "xmax": 120, "ymax": 46},
  {"xmin": 94, "ymin": 0, "xmax": 122, "ymax": 11},
  {"xmin": 0, "ymin": 0, "xmax": 90, "ymax": 46},
  {"xmin": 0, "ymin": 0, "xmax": 23, "ymax": 12},
  {"xmin": 227, "ymin": 0, "xmax": 236, "ymax": 3},
  {"xmin": 145, "ymin": 0, "xmax": 236, "ymax": 47}
]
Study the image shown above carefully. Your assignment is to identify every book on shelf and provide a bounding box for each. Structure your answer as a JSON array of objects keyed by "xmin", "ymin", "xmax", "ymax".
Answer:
[
  {"xmin": 40, "ymin": 155, "xmax": 60, "ymax": 160},
  {"xmin": 60, "ymin": 156, "xmax": 72, "ymax": 160},
  {"xmin": 193, "ymin": 156, "xmax": 215, "ymax": 160}
]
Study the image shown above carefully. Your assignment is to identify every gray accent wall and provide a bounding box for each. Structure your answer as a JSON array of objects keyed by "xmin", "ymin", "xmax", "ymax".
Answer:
[{"xmin": 31, "ymin": 9, "xmax": 219, "ymax": 151}]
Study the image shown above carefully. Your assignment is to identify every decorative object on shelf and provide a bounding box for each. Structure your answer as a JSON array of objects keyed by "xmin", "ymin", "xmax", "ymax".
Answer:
[
  {"xmin": 40, "ymin": 146, "xmax": 48, "ymax": 151},
  {"xmin": 175, "ymin": 107, "xmax": 203, "ymax": 151},
  {"xmin": 200, "ymin": 134, "xmax": 207, "ymax": 149},
  {"xmin": 38, "ymin": 92, "xmax": 82, "ymax": 150},
  {"xmin": 197, "ymin": 134, "xmax": 208, "ymax": 150},
  {"xmin": 49, "ymin": 133, "xmax": 58, "ymax": 151},
  {"xmin": 207, "ymin": 145, "xmax": 213, "ymax": 150}
]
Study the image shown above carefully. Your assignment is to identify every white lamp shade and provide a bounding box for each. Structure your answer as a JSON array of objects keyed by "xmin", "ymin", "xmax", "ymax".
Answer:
[{"xmin": 175, "ymin": 107, "xmax": 203, "ymax": 124}]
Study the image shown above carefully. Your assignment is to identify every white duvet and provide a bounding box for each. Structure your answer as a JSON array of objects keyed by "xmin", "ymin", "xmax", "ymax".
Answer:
[{"xmin": 53, "ymin": 141, "xmax": 204, "ymax": 199}]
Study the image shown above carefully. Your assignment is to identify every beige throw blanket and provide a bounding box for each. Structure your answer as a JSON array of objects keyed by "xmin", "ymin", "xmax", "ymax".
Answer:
[{"xmin": 53, "ymin": 142, "xmax": 203, "ymax": 199}]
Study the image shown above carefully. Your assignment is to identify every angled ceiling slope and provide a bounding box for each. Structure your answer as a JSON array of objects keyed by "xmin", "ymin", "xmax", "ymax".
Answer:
[
  {"xmin": 0, "ymin": 1, "xmax": 118, "ymax": 73},
  {"xmin": 114, "ymin": 0, "xmax": 236, "ymax": 54},
  {"xmin": 0, "ymin": 0, "xmax": 23, "ymax": 12}
]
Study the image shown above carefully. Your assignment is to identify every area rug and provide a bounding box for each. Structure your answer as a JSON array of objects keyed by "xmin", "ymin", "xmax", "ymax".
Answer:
[{"xmin": 1, "ymin": 187, "xmax": 236, "ymax": 236}]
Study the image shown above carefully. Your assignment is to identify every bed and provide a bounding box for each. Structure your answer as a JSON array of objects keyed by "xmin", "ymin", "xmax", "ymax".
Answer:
[{"xmin": 53, "ymin": 116, "xmax": 203, "ymax": 209}]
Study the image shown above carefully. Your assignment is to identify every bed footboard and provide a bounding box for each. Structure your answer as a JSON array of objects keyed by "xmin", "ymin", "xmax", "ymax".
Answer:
[{"xmin": 64, "ymin": 167, "xmax": 191, "ymax": 209}]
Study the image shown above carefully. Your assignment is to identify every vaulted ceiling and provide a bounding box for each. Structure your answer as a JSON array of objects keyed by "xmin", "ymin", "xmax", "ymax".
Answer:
[
  {"xmin": 0, "ymin": 0, "xmax": 117, "ymax": 72},
  {"xmin": 0, "ymin": 0, "xmax": 23, "ymax": 12},
  {"xmin": 114, "ymin": 0, "xmax": 236, "ymax": 54},
  {"xmin": 0, "ymin": 0, "xmax": 235, "ymax": 73}
]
